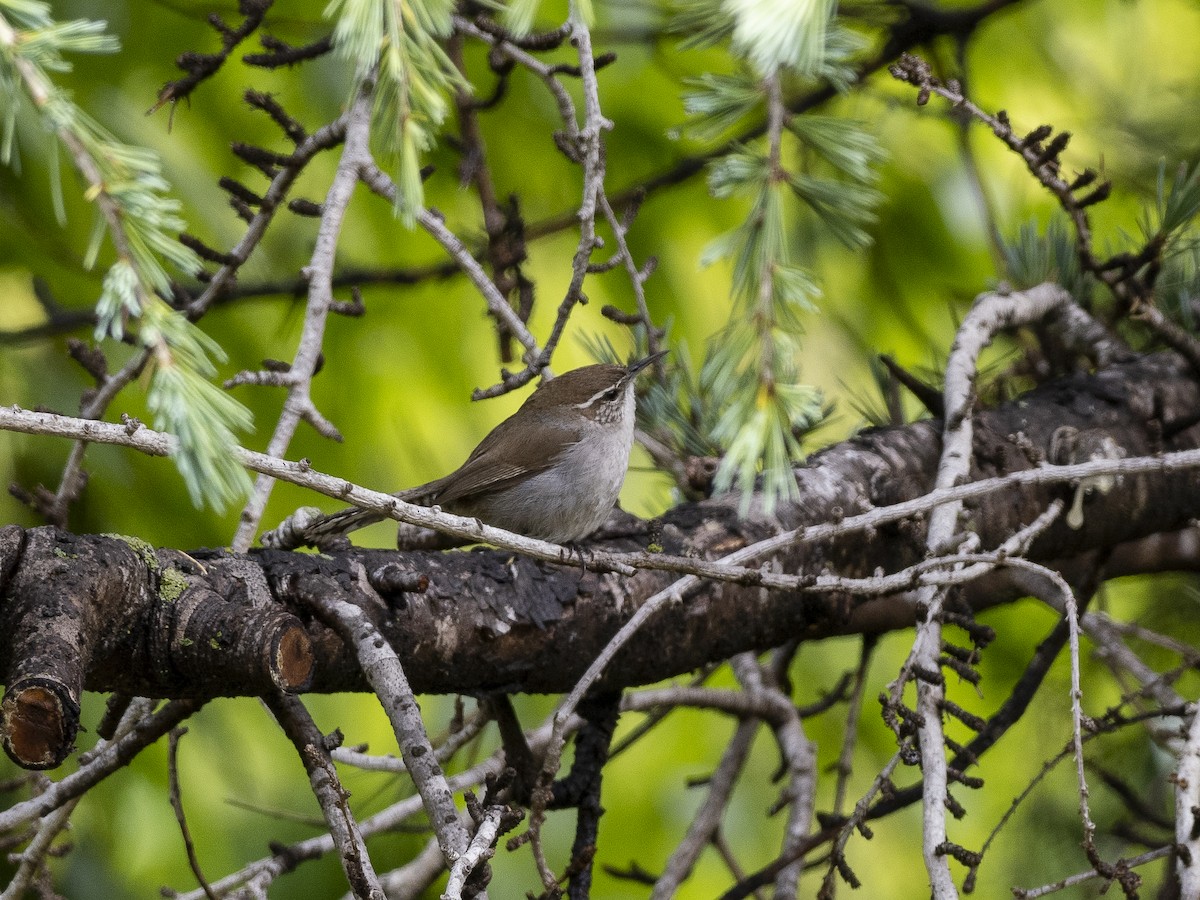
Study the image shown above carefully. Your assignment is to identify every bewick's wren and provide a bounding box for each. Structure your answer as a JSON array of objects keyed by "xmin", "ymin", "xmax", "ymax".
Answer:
[{"xmin": 263, "ymin": 352, "xmax": 663, "ymax": 549}]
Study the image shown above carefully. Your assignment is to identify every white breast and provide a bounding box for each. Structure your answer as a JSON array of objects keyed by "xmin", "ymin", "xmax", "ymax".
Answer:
[{"xmin": 464, "ymin": 388, "xmax": 636, "ymax": 542}]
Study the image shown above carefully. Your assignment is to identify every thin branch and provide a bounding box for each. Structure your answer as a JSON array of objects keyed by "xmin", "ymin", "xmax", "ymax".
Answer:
[
  {"xmin": 167, "ymin": 727, "xmax": 218, "ymax": 900},
  {"xmin": 186, "ymin": 109, "xmax": 350, "ymax": 318},
  {"xmin": 173, "ymin": 716, "xmax": 582, "ymax": 900},
  {"xmin": 731, "ymin": 655, "xmax": 815, "ymax": 899},
  {"xmin": 650, "ymin": 716, "xmax": 758, "ymax": 898},
  {"xmin": 264, "ymin": 693, "xmax": 385, "ymax": 900},
  {"xmin": 443, "ymin": 803, "xmax": 503, "ymax": 898},
  {"xmin": 1174, "ymin": 718, "xmax": 1200, "ymax": 890},
  {"xmin": 357, "ymin": 160, "xmax": 544, "ymax": 377},
  {"xmin": 1012, "ymin": 847, "xmax": 1172, "ymax": 899},
  {"xmin": 1, "ymin": 700, "xmax": 160, "ymax": 898},
  {"xmin": 0, "ymin": 700, "xmax": 199, "ymax": 834},
  {"xmin": 231, "ymin": 88, "xmax": 372, "ymax": 551},
  {"xmin": 887, "ymin": 284, "xmax": 1082, "ymax": 898},
  {"xmin": 832, "ymin": 638, "xmax": 875, "ymax": 820},
  {"xmin": 296, "ymin": 577, "xmax": 471, "ymax": 865},
  {"xmin": 332, "ymin": 707, "xmax": 489, "ymax": 773}
]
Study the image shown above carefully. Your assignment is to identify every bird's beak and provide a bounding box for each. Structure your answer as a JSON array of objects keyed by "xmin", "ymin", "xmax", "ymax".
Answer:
[{"xmin": 625, "ymin": 349, "xmax": 667, "ymax": 378}]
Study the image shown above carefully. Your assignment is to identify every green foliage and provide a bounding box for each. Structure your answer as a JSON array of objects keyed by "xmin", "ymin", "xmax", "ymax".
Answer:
[
  {"xmin": 1157, "ymin": 240, "xmax": 1200, "ymax": 330},
  {"xmin": 725, "ymin": 0, "xmax": 835, "ymax": 77},
  {"xmin": 0, "ymin": 1, "xmax": 252, "ymax": 510},
  {"xmin": 1153, "ymin": 159, "xmax": 1200, "ymax": 237},
  {"xmin": 674, "ymin": 1, "xmax": 882, "ymax": 515},
  {"xmin": 679, "ymin": 74, "xmax": 763, "ymax": 142},
  {"xmin": 1000, "ymin": 218, "xmax": 1087, "ymax": 298},
  {"xmin": 326, "ymin": 0, "xmax": 463, "ymax": 225}
]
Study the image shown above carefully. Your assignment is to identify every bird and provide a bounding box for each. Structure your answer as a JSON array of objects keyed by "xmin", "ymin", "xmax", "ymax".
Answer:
[{"xmin": 261, "ymin": 352, "xmax": 664, "ymax": 549}]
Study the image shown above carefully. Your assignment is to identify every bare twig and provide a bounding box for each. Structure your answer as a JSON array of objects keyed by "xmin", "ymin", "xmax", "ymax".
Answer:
[
  {"xmin": 0, "ymin": 699, "xmax": 199, "ymax": 834},
  {"xmin": 731, "ymin": 655, "xmax": 815, "ymax": 899},
  {"xmin": 651, "ymin": 716, "xmax": 758, "ymax": 898},
  {"xmin": 167, "ymin": 727, "xmax": 218, "ymax": 900},
  {"xmin": 832, "ymin": 638, "xmax": 875, "ymax": 820},
  {"xmin": 886, "ymin": 283, "xmax": 1083, "ymax": 898},
  {"xmin": 0, "ymin": 700, "xmax": 161, "ymax": 898},
  {"xmin": 298, "ymin": 580, "xmax": 471, "ymax": 866},
  {"xmin": 1012, "ymin": 847, "xmax": 1171, "ymax": 898},
  {"xmin": 332, "ymin": 707, "xmax": 489, "ymax": 773},
  {"xmin": 231, "ymin": 88, "xmax": 372, "ymax": 551},
  {"xmin": 265, "ymin": 692, "xmax": 385, "ymax": 899},
  {"xmin": 173, "ymin": 716, "xmax": 583, "ymax": 900},
  {"xmin": 1174, "ymin": 708, "xmax": 1200, "ymax": 894}
]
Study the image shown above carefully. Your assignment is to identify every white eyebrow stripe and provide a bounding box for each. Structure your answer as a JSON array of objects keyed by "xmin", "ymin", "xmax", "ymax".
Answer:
[{"xmin": 575, "ymin": 385, "xmax": 618, "ymax": 409}]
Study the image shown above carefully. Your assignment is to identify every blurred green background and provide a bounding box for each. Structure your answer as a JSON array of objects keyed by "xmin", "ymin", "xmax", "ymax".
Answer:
[{"xmin": 2, "ymin": 0, "xmax": 1200, "ymax": 896}]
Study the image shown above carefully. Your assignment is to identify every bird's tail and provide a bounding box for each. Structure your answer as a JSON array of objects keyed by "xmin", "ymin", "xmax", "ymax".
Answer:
[{"xmin": 259, "ymin": 504, "xmax": 387, "ymax": 550}]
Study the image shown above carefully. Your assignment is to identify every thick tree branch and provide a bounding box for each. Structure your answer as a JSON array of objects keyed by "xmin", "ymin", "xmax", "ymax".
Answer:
[{"xmin": 1, "ymin": 349, "xmax": 1200, "ymax": 773}]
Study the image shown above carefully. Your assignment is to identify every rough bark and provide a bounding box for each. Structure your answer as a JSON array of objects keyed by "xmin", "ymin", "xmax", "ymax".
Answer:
[{"xmin": 2, "ymin": 351, "xmax": 1199, "ymax": 768}]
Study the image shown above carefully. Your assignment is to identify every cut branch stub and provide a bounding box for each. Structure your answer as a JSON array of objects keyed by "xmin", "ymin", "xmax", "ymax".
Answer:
[
  {"xmin": 0, "ymin": 529, "xmax": 314, "ymax": 768},
  {"xmin": 1, "ymin": 677, "xmax": 80, "ymax": 769},
  {"xmin": 0, "ymin": 528, "xmax": 96, "ymax": 768},
  {"xmin": 156, "ymin": 581, "xmax": 314, "ymax": 697}
]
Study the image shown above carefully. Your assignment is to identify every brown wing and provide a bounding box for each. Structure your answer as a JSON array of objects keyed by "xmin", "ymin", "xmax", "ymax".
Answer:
[{"xmin": 429, "ymin": 418, "xmax": 580, "ymax": 506}]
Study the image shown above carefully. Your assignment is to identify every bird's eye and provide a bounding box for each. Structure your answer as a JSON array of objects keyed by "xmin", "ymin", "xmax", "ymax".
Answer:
[{"xmin": 602, "ymin": 388, "xmax": 620, "ymax": 402}]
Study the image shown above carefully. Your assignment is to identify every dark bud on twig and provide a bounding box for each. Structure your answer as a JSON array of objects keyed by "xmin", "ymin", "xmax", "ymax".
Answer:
[
  {"xmin": 940, "ymin": 641, "xmax": 979, "ymax": 664},
  {"xmin": 243, "ymin": 33, "xmax": 334, "ymax": 69},
  {"xmin": 944, "ymin": 792, "xmax": 967, "ymax": 819},
  {"xmin": 321, "ymin": 727, "xmax": 344, "ymax": 752},
  {"xmin": 287, "ymin": 198, "xmax": 323, "ymax": 217},
  {"xmin": 231, "ymin": 141, "xmax": 295, "ymax": 177},
  {"xmin": 1069, "ymin": 168, "xmax": 1098, "ymax": 191},
  {"xmin": 936, "ymin": 842, "xmax": 982, "ymax": 867},
  {"xmin": 1019, "ymin": 124, "xmax": 1054, "ymax": 148},
  {"xmin": 66, "ymin": 339, "xmax": 109, "ymax": 383},
  {"xmin": 947, "ymin": 768, "xmax": 985, "ymax": 789},
  {"xmin": 230, "ymin": 197, "xmax": 255, "ymax": 223},
  {"xmin": 912, "ymin": 664, "xmax": 945, "ymax": 686},
  {"xmin": 940, "ymin": 654, "xmax": 981, "ymax": 685},
  {"xmin": 1033, "ymin": 131, "xmax": 1070, "ymax": 168},
  {"xmin": 179, "ymin": 232, "xmax": 236, "ymax": 266},
  {"xmin": 177, "ymin": 50, "xmax": 221, "ymax": 76},
  {"xmin": 244, "ymin": 89, "xmax": 308, "ymax": 144},
  {"xmin": 330, "ymin": 286, "xmax": 366, "ymax": 318},
  {"xmin": 219, "ymin": 176, "xmax": 264, "ymax": 207},
  {"xmin": 1076, "ymin": 181, "xmax": 1112, "ymax": 208},
  {"xmin": 943, "ymin": 610, "xmax": 995, "ymax": 647},
  {"xmin": 836, "ymin": 855, "xmax": 862, "ymax": 889},
  {"xmin": 940, "ymin": 699, "xmax": 986, "ymax": 732},
  {"xmin": 601, "ymin": 304, "xmax": 643, "ymax": 325}
]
